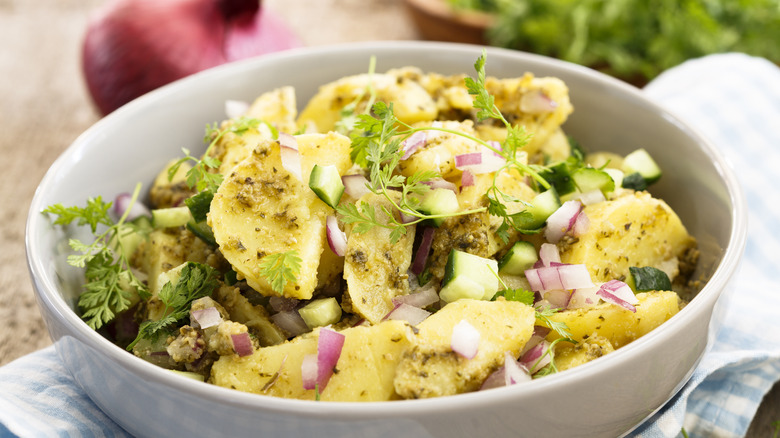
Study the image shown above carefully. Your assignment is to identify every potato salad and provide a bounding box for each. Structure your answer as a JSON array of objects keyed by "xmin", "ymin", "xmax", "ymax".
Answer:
[{"xmin": 44, "ymin": 53, "xmax": 699, "ymax": 401}]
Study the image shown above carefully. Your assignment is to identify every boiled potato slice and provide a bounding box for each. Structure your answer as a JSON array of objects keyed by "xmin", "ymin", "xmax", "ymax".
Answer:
[
  {"xmin": 553, "ymin": 335, "xmax": 615, "ymax": 371},
  {"xmin": 397, "ymin": 120, "xmax": 483, "ymax": 180},
  {"xmin": 244, "ymin": 86, "xmax": 298, "ymax": 134},
  {"xmin": 394, "ymin": 299, "xmax": 535, "ymax": 398},
  {"xmin": 559, "ymin": 191, "xmax": 696, "ymax": 283},
  {"xmin": 298, "ymin": 73, "xmax": 437, "ymax": 132},
  {"xmin": 210, "ymin": 321, "xmax": 414, "ymax": 401},
  {"xmin": 342, "ymin": 193, "xmax": 415, "ymax": 324},
  {"xmin": 411, "ymin": 71, "xmax": 573, "ymax": 157},
  {"xmin": 209, "ymin": 132, "xmax": 352, "ymax": 299},
  {"xmin": 214, "ymin": 284, "xmax": 286, "ymax": 347},
  {"xmin": 541, "ymin": 291, "xmax": 682, "ymax": 348}
]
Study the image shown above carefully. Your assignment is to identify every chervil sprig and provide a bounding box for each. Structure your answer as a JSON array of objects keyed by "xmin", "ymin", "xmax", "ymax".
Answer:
[
  {"xmin": 258, "ymin": 250, "xmax": 302, "ymax": 295},
  {"xmin": 339, "ymin": 102, "xmax": 487, "ymax": 242},
  {"xmin": 127, "ymin": 261, "xmax": 220, "ymax": 350},
  {"xmin": 42, "ymin": 183, "xmax": 148, "ymax": 330},
  {"xmin": 168, "ymin": 116, "xmax": 263, "ymax": 193}
]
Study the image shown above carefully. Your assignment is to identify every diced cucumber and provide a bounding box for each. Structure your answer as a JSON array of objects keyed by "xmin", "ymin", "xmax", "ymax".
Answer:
[
  {"xmin": 515, "ymin": 188, "xmax": 561, "ymax": 230},
  {"xmin": 603, "ymin": 168, "xmax": 624, "ymax": 188},
  {"xmin": 418, "ymin": 188, "xmax": 459, "ymax": 227},
  {"xmin": 622, "ymin": 148, "xmax": 662, "ymax": 184},
  {"xmin": 298, "ymin": 297, "xmax": 342, "ymax": 329},
  {"xmin": 498, "ymin": 241, "xmax": 538, "ymax": 275},
  {"xmin": 152, "ymin": 206, "xmax": 192, "ymax": 229},
  {"xmin": 572, "ymin": 167, "xmax": 615, "ymax": 195},
  {"xmin": 186, "ymin": 221, "xmax": 216, "ymax": 246},
  {"xmin": 440, "ymin": 250, "xmax": 499, "ymax": 302},
  {"xmin": 628, "ymin": 266, "xmax": 672, "ymax": 292},
  {"xmin": 541, "ymin": 162, "xmax": 576, "ymax": 197},
  {"xmin": 308, "ymin": 164, "xmax": 345, "ymax": 208}
]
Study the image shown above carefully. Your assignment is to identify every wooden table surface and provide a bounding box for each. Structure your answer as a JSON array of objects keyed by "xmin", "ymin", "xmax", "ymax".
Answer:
[{"xmin": 1, "ymin": 0, "xmax": 776, "ymax": 435}]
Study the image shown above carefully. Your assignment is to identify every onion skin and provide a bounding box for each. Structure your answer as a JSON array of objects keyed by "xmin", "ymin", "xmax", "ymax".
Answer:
[{"xmin": 82, "ymin": 0, "xmax": 301, "ymax": 115}]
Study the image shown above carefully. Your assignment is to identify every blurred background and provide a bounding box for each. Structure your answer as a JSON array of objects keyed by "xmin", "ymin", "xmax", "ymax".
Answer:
[{"xmin": 1, "ymin": 0, "xmax": 777, "ymax": 434}]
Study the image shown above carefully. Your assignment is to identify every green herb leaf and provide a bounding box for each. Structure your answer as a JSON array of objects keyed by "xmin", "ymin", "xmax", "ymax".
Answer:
[
  {"xmin": 629, "ymin": 266, "xmax": 672, "ymax": 291},
  {"xmin": 492, "ymin": 288, "xmax": 535, "ymax": 306},
  {"xmin": 259, "ymin": 250, "xmax": 302, "ymax": 295},
  {"xmin": 43, "ymin": 184, "xmax": 149, "ymax": 330},
  {"xmin": 127, "ymin": 262, "xmax": 220, "ymax": 350}
]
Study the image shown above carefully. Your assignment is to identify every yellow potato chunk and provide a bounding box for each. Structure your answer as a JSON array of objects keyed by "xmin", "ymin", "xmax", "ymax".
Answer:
[
  {"xmin": 553, "ymin": 335, "xmax": 615, "ymax": 372},
  {"xmin": 394, "ymin": 299, "xmax": 535, "ymax": 398},
  {"xmin": 210, "ymin": 321, "xmax": 414, "ymax": 401},
  {"xmin": 298, "ymin": 73, "xmax": 437, "ymax": 132},
  {"xmin": 209, "ymin": 132, "xmax": 352, "ymax": 299},
  {"xmin": 542, "ymin": 291, "xmax": 682, "ymax": 348},
  {"xmin": 343, "ymin": 193, "xmax": 415, "ymax": 324},
  {"xmin": 559, "ymin": 191, "xmax": 696, "ymax": 283},
  {"xmin": 245, "ymin": 86, "xmax": 298, "ymax": 134},
  {"xmin": 397, "ymin": 120, "xmax": 483, "ymax": 180}
]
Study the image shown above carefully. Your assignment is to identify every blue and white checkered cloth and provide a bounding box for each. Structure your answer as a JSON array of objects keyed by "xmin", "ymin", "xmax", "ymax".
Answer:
[{"xmin": 2, "ymin": 53, "xmax": 779, "ymax": 438}]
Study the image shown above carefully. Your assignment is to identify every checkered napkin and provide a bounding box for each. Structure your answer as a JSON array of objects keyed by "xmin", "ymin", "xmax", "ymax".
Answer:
[{"xmin": 2, "ymin": 53, "xmax": 779, "ymax": 438}]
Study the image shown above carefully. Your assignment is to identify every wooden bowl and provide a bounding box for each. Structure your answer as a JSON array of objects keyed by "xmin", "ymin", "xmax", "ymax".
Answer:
[{"xmin": 402, "ymin": 0, "xmax": 494, "ymax": 45}]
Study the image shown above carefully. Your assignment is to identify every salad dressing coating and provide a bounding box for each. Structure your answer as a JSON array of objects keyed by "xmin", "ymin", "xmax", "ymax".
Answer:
[{"xmin": 47, "ymin": 60, "xmax": 698, "ymax": 402}]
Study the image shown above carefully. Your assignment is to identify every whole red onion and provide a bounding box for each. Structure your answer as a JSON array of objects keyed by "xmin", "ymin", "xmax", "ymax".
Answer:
[{"xmin": 82, "ymin": 0, "xmax": 302, "ymax": 115}]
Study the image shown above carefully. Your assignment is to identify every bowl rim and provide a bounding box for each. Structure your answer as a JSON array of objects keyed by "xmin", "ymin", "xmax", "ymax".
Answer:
[{"xmin": 25, "ymin": 40, "xmax": 748, "ymax": 419}]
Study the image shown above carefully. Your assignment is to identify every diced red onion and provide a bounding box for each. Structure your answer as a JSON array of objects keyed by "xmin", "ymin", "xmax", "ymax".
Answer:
[
  {"xmin": 525, "ymin": 263, "xmax": 593, "ymax": 292},
  {"xmin": 544, "ymin": 200, "xmax": 583, "ymax": 243},
  {"xmin": 596, "ymin": 280, "xmax": 638, "ymax": 312},
  {"xmin": 504, "ymin": 351, "xmax": 531, "ymax": 385},
  {"xmin": 316, "ymin": 327, "xmax": 345, "ymax": 390},
  {"xmin": 392, "ymin": 285, "xmax": 439, "ymax": 308},
  {"xmin": 191, "ymin": 307, "xmax": 222, "ymax": 329},
  {"xmin": 225, "ymin": 99, "xmax": 249, "ymax": 119},
  {"xmin": 401, "ymin": 131, "xmax": 427, "ymax": 160},
  {"xmin": 410, "ymin": 227, "xmax": 435, "ymax": 276},
  {"xmin": 342, "ymin": 174, "xmax": 371, "ymax": 199},
  {"xmin": 383, "ymin": 302, "xmax": 431, "ymax": 326},
  {"xmin": 572, "ymin": 211, "xmax": 590, "ymax": 237},
  {"xmin": 520, "ymin": 89, "xmax": 558, "ymax": 114},
  {"xmin": 231, "ymin": 332, "xmax": 253, "ymax": 357},
  {"xmin": 451, "ymin": 320, "xmax": 480, "ymax": 359},
  {"xmin": 538, "ymin": 243, "xmax": 560, "ymax": 267},
  {"xmin": 422, "ymin": 178, "xmax": 457, "ymax": 192},
  {"xmin": 519, "ymin": 326, "xmax": 550, "ymax": 356},
  {"xmin": 269, "ymin": 296, "xmax": 299, "ymax": 313},
  {"xmin": 454, "ymin": 152, "xmax": 505, "ymax": 175},
  {"xmin": 519, "ymin": 340, "xmax": 552, "ymax": 374},
  {"xmin": 399, "ymin": 211, "xmax": 417, "ymax": 224},
  {"xmin": 579, "ymin": 189, "xmax": 606, "ymax": 206},
  {"xmin": 486, "ymin": 140, "xmax": 503, "ymax": 154},
  {"xmin": 278, "ymin": 133, "xmax": 302, "ymax": 181},
  {"xmin": 480, "ymin": 366, "xmax": 507, "ymax": 390},
  {"xmin": 460, "ymin": 170, "xmax": 475, "ymax": 189},
  {"xmin": 326, "ymin": 215, "xmax": 347, "ymax": 257},
  {"xmin": 113, "ymin": 192, "xmax": 151, "ymax": 222},
  {"xmin": 301, "ymin": 354, "xmax": 318, "ymax": 390},
  {"xmin": 568, "ymin": 286, "xmax": 601, "ymax": 309},
  {"xmin": 542, "ymin": 289, "xmax": 571, "ymax": 310},
  {"xmin": 270, "ymin": 310, "xmax": 310, "ymax": 337}
]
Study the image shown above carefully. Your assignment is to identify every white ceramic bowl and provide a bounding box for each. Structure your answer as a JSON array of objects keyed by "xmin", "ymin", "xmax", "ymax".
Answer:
[{"xmin": 26, "ymin": 42, "xmax": 747, "ymax": 438}]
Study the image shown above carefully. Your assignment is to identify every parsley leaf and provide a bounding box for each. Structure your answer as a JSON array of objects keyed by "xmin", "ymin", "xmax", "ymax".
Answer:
[
  {"xmin": 127, "ymin": 262, "xmax": 220, "ymax": 350},
  {"xmin": 492, "ymin": 287, "xmax": 535, "ymax": 306},
  {"xmin": 42, "ymin": 183, "xmax": 149, "ymax": 330},
  {"xmin": 259, "ymin": 250, "xmax": 302, "ymax": 295}
]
